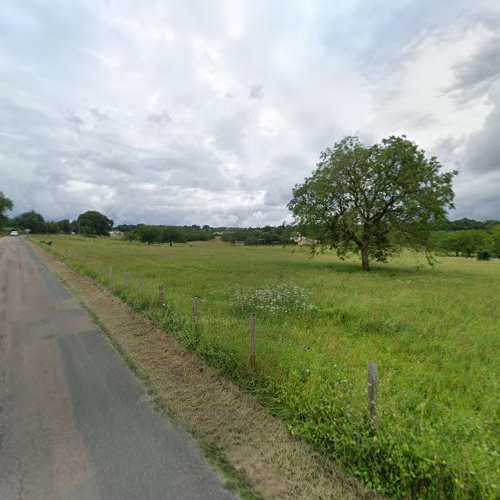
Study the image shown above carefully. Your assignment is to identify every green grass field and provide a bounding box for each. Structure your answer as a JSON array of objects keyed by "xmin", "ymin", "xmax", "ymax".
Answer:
[{"xmin": 33, "ymin": 235, "xmax": 499, "ymax": 498}]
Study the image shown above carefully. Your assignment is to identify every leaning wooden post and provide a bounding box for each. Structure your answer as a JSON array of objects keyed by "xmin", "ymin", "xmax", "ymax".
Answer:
[
  {"xmin": 249, "ymin": 315, "xmax": 256, "ymax": 368},
  {"xmin": 159, "ymin": 284, "xmax": 165, "ymax": 306},
  {"xmin": 367, "ymin": 361, "xmax": 378, "ymax": 429},
  {"xmin": 109, "ymin": 264, "xmax": 113, "ymax": 279},
  {"xmin": 193, "ymin": 297, "xmax": 200, "ymax": 325},
  {"xmin": 123, "ymin": 271, "xmax": 127, "ymax": 287}
]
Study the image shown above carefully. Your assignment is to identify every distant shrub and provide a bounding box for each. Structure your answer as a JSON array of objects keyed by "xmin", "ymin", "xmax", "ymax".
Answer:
[
  {"xmin": 123, "ymin": 231, "xmax": 138, "ymax": 241},
  {"xmin": 476, "ymin": 251, "xmax": 490, "ymax": 260}
]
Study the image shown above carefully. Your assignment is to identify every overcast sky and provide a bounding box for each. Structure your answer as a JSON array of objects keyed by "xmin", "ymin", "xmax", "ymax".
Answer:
[{"xmin": 1, "ymin": 0, "xmax": 499, "ymax": 226}]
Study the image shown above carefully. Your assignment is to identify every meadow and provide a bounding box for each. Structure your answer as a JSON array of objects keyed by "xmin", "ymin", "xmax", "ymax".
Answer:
[{"xmin": 33, "ymin": 235, "xmax": 499, "ymax": 498}]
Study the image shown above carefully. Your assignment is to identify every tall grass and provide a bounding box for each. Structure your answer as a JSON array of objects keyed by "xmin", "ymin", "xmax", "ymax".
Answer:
[{"xmin": 35, "ymin": 236, "xmax": 499, "ymax": 498}]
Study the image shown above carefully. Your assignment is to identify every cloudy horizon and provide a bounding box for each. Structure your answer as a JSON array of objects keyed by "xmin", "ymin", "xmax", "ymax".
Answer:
[{"xmin": 1, "ymin": 0, "xmax": 500, "ymax": 226}]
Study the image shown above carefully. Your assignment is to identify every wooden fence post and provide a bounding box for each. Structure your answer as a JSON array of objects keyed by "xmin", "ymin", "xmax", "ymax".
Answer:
[
  {"xmin": 123, "ymin": 271, "xmax": 127, "ymax": 287},
  {"xmin": 159, "ymin": 284, "xmax": 165, "ymax": 306},
  {"xmin": 249, "ymin": 315, "xmax": 256, "ymax": 367},
  {"xmin": 99, "ymin": 262, "xmax": 103, "ymax": 278},
  {"xmin": 367, "ymin": 361, "xmax": 378, "ymax": 429},
  {"xmin": 109, "ymin": 264, "xmax": 113, "ymax": 279}
]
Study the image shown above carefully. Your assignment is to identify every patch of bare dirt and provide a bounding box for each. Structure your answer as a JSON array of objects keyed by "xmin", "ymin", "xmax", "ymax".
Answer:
[{"xmin": 30, "ymin": 241, "xmax": 378, "ymax": 500}]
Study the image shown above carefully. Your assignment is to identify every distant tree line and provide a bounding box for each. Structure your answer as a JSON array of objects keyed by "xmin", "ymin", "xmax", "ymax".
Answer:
[
  {"xmin": 441, "ymin": 218, "xmax": 500, "ymax": 232},
  {"xmin": 1, "ymin": 191, "xmax": 498, "ymax": 259},
  {"xmin": 434, "ymin": 225, "xmax": 500, "ymax": 259},
  {"xmin": 220, "ymin": 225, "xmax": 294, "ymax": 245},
  {"xmin": 294, "ymin": 217, "xmax": 500, "ymax": 260},
  {"xmin": 2, "ymin": 208, "xmax": 113, "ymax": 236},
  {"xmin": 120, "ymin": 224, "xmax": 215, "ymax": 244}
]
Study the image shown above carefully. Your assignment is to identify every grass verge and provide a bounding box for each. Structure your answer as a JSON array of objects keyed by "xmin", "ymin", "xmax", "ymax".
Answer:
[
  {"xmin": 30, "ymin": 235, "xmax": 499, "ymax": 498},
  {"xmin": 29, "ymin": 238, "xmax": 373, "ymax": 499}
]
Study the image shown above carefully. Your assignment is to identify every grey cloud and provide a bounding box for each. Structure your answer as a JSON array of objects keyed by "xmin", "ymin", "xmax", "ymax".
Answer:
[
  {"xmin": 249, "ymin": 84, "xmax": 263, "ymax": 100},
  {"xmin": 66, "ymin": 113, "xmax": 85, "ymax": 128},
  {"xmin": 90, "ymin": 107, "xmax": 110, "ymax": 122},
  {"xmin": 147, "ymin": 111, "xmax": 172, "ymax": 127},
  {"xmin": 453, "ymin": 36, "xmax": 500, "ymax": 95},
  {"xmin": 465, "ymin": 104, "xmax": 500, "ymax": 173},
  {"xmin": 264, "ymin": 185, "xmax": 292, "ymax": 207},
  {"xmin": 319, "ymin": 0, "xmax": 477, "ymax": 68},
  {"xmin": 453, "ymin": 170, "xmax": 500, "ymax": 220}
]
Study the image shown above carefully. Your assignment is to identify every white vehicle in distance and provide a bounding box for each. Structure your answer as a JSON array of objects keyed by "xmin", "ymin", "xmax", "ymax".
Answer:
[{"xmin": 10, "ymin": 230, "xmax": 19, "ymax": 236}]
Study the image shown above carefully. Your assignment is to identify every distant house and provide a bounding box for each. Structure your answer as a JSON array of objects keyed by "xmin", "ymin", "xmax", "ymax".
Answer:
[
  {"xmin": 290, "ymin": 231, "xmax": 316, "ymax": 246},
  {"xmin": 109, "ymin": 230, "xmax": 124, "ymax": 238}
]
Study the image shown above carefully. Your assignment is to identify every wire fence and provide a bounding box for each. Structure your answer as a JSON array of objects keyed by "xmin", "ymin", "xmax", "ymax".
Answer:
[
  {"xmin": 45, "ymin": 242, "xmax": 498, "ymax": 431},
  {"xmin": 36, "ymin": 239, "xmax": 498, "ymax": 491}
]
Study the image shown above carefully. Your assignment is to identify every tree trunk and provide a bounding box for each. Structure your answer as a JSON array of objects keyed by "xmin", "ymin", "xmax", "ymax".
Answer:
[{"xmin": 361, "ymin": 245, "xmax": 370, "ymax": 271}]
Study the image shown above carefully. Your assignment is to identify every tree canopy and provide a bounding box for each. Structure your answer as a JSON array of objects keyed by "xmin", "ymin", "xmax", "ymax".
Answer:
[
  {"xmin": 76, "ymin": 210, "xmax": 114, "ymax": 236},
  {"xmin": 288, "ymin": 136, "xmax": 456, "ymax": 270},
  {"xmin": 15, "ymin": 210, "xmax": 46, "ymax": 233},
  {"xmin": 435, "ymin": 226, "xmax": 500, "ymax": 259},
  {"xmin": 0, "ymin": 191, "xmax": 14, "ymax": 229}
]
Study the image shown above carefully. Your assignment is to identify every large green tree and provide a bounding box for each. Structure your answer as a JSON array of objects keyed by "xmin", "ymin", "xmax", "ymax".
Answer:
[
  {"xmin": 16, "ymin": 210, "xmax": 46, "ymax": 233},
  {"xmin": 288, "ymin": 136, "xmax": 456, "ymax": 271},
  {"xmin": 56, "ymin": 219, "xmax": 71, "ymax": 233},
  {"xmin": 76, "ymin": 210, "xmax": 113, "ymax": 236},
  {"xmin": 0, "ymin": 192, "xmax": 14, "ymax": 229}
]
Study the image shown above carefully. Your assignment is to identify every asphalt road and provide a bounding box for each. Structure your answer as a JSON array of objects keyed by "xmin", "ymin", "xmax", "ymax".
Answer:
[{"xmin": 0, "ymin": 236, "xmax": 233, "ymax": 500}]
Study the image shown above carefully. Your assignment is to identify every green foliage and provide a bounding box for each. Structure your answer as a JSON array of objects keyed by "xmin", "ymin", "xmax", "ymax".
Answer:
[
  {"xmin": 476, "ymin": 250, "xmax": 490, "ymax": 261},
  {"xmin": 221, "ymin": 225, "xmax": 292, "ymax": 245},
  {"xmin": 55, "ymin": 219, "xmax": 72, "ymax": 233},
  {"xmin": 131, "ymin": 225, "xmax": 213, "ymax": 244},
  {"xmin": 288, "ymin": 136, "xmax": 457, "ymax": 270},
  {"xmin": 486, "ymin": 224, "xmax": 500, "ymax": 258},
  {"xmin": 15, "ymin": 210, "xmax": 46, "ymax": 233},
  {"xmin": 0, "ymin": 191, "xmax": 14, "ymax": 229},
  {"xmin": 34, "ymin": 236, "xmax": 499, "ymax": 498},
  {"xmin": 137, "ymin": 225, "xmax": 161, "ymax": 244},
  {"xmin": 28, "ymin": 218, "xmax": 72, "ymax": 235},
  {"xmin": 181, "ymin": 226, "xmax": 215, "ymax": 242},
  {"xmin": 114, "ymin": 224, "xmax": 137, "ymax": 233},
  {"xmin": 436, "ymin": 230, "xmax": 494, "ymax": 258},
  {"xmin": 76, "ymin": 210, "xmax": 113, "ymax": 236},
  {"xmin": 445, "ymin": 218, "xmax": 499, "ymax": 231},
  {"xmin": 135, "ymin": 225, "xmax": 186, "ymax": 244},
  {"xmin": 123, "ymin": 231, "xmax": 139, "ymax": 241},
  {"xmin": 160, "ymin": 226, "xmax": 186, "ymax": 244}
]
